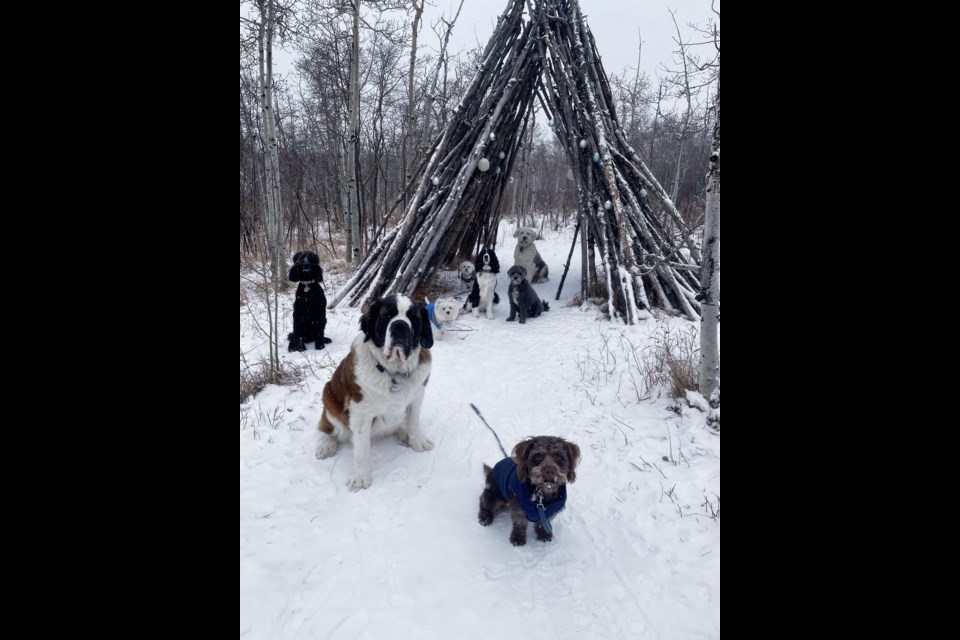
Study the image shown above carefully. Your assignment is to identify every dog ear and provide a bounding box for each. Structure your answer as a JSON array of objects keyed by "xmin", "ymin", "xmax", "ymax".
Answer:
[
  {"xmin": 359, "ymin": 297, "xmax": 380, "ymax": 342},
  {"xmin": 289, "ymin": 252, "xmax": 304, "ymax": 281},
  {"xmin": 418, "ymin": 301, "xmax": 434, "ymax": 349},
  {"xmin": 564, "ymin": 441, "xmax": 582, "ymax": 483},
  {"xmin": 513, "ymin": 228, "xmax": 521, "ymax": 238},
  {"xmin": 512, "ymin": 438, "xmax": 535, "ymax": 482}
]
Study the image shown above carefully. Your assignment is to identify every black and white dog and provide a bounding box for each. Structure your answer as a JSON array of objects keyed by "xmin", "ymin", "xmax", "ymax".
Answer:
[
  {"xmin": 506, "ymin": 265, "xmax": 549, "ymax": 324},
  {"xmin": 287, "ymin": 251, "xmax": 332, "ymax": 352},
  {"xmin": 465, "ymin": 247, "xmax": 501, "ymax": 319}
]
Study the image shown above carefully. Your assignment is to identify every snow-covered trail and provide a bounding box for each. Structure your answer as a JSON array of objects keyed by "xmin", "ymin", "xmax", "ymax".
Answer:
[{"xmin": 240, "ymin": 222, "xmax": 720, "ymax": 639}]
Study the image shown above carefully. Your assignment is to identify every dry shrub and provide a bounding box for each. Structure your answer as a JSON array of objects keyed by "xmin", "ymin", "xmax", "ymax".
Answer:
[
  {"xmin": 641, "ymin": 322, "xmax": 699, "ymax": 398},
  {"xmin": 240, "ymin": 357, "xmax": 307, "ymax": 404}
]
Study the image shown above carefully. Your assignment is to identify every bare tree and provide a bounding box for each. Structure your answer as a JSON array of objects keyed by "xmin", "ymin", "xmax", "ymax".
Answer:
[
  {"xmin": 666, "ymin": 10, "xmax": 695, "ymax": 204},
  {"xmin": 698, "ymin": 68, "xmax": 719, "ymax": 396},
  {"xmin": 417, "ymin": 1, "xmax": 465, "ymax": 179},
  {"xmin": 402, "ymin": 0, "xmax": 424, "ymax": 212},
  {"xmin": 346, "ymin": 0, "xmax": 362, "ymax": 266},
  {"xmin": 698, "ymin": 9, "xmax": 720, "ymax": 396},
  {"xmin": 240, "ymin": 0, "xmax": 289, "ymax": 376}
]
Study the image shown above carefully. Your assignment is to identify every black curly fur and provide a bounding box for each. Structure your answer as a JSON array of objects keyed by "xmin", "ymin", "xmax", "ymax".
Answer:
[
  {"xmin": 287, "ymin": 251, "xmax": 332, "ymax": 351},
  {"xmin": 506, "ymin": 266, "xmax": 549, "ymax": 324}
]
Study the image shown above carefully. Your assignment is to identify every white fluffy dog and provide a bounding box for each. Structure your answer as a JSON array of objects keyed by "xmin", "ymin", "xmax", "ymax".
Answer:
[
  {"xmin": 475, "ymin": 272, "xmax": 497, "ymax": 320},
  {"xmin": 425, "ymin": 296, "xmax": 459, "ymax": 340},
  {"xmin": 513, "ymin": 226, "xmax": 549, "ymax": 283}
]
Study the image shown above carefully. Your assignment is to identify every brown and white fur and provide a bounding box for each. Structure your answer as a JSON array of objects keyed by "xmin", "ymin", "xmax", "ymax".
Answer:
[{"xmin": 316, "ymin": 294, "xmax": 434, "ymax": 491}]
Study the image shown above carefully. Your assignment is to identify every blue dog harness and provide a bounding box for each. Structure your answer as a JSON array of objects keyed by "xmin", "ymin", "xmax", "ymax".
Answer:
[
  {"xmin": 491, "ymin": 458, "xmax": 567, "ymax": 525},
  {"xmin": 425, "ymin": 301, "xmax": 442, "ymax": 330}
]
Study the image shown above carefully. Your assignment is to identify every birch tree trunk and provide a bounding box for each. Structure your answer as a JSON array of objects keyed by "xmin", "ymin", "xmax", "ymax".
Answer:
[
  {"xmin": 257, "ymin": 0, "xmax": 284, "ymax": 373},
  {"xmin": 347, "ymin": 0, "xmax": 362, "ymax": 266},
  {"xmin": 698, "ymin": 70, "xmax": 720, "ymax": 395},
  {"xmin": 403, "ymin": 0, "xmax": 424, "ymax": 213}
]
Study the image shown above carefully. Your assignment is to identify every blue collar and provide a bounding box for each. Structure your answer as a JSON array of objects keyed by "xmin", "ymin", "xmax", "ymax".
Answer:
[{"xmin": 425, "ymin": 301, "xmax": 442, "ymax": 330}]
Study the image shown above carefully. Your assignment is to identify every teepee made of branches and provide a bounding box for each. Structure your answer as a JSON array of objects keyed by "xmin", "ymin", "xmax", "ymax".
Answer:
[{"xmin": 330, "ymin": 0, "xmax": 703, "ymax": 323}]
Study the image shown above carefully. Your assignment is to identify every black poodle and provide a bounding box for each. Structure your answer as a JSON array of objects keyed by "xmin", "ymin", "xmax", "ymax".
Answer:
[
  {"xmin": 506, "ymin": 265, "xmax": 549, "ymax": 324},
  {"xmin": 287, "ymin": 251, "xmax": 332, "ymax": 351}
]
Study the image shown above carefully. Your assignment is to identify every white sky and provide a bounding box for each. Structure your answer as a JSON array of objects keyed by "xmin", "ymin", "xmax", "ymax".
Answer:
[
  {"xmin": 425, "ymin": 0, "xmax": 719, "ymax": 81},
  {"xmin": 265, "ymin": 0, "xmax": 719, "ymax": 86}
]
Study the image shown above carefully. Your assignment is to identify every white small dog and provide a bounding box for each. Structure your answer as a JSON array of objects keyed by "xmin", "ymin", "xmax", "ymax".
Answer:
[
  {"xmin": 475, "ymin": 272, "xmax": 497, "ymax": 320},
  {"xmin": 425, "ymin": 296, "xmax": 459, "ymax": 340},
  {"xmin": 513, "ymin": 226, "xmax": 549, "ymax": 283}
]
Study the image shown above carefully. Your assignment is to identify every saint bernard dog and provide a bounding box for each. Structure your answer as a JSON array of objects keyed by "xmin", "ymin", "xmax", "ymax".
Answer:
[{"xmin": 315, "ymin": 294, "xmax": 434, "ymax": 491}]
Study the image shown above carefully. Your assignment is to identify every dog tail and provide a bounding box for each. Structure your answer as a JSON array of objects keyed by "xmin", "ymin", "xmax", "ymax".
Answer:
[{"xmin": 542, "ymin": 301, "xmax": 550, "ymax": 312}]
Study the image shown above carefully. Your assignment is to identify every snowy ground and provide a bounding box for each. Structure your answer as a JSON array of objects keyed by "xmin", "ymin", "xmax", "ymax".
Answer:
[{"xmin": 240, "ymin": 221, "xmax": 720, "ymax": 639}]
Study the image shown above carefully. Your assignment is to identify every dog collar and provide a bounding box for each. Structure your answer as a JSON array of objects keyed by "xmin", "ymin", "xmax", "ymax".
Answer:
[
  {"xmin": 424, "ymin": 302, "xmax": 442, "ymax": 330},
  {"xmin": 375, "ymin": 362, "xmax": 405, "ymax": 393},
  {"xmin": 300, "ymin": 279, "xmax": 316, "ymax": 292}
]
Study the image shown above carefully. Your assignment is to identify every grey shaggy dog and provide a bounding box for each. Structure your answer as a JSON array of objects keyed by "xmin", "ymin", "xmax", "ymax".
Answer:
[
  {"xmin": 478, "ymin": 436, "xmax": 581, "ymax": 546},
  {"xmin": 513, "ymin": 226, "xmax": 549, "ymax": 283},
  {"xmin": 506, "ymin": 265, "xmax": 549, "ymax": 323}
]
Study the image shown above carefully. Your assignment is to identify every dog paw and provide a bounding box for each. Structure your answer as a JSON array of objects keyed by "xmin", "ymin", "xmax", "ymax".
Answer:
[
  {"xmin": 410, "ymin": 437, "xmax": 434, "ymax": 452},
  {"xmin": 288, "ymin": 343, "xmax": 306, "ymax": 352},
  {"xmin": 315, "ymin": 342, "xmax": 326, "ymax": 350},
  {"xmin": 472, "ymin": 309, "xmax": 479, "ymax": 318},
  {"xmin": 323, "ymin": 337, "xmax": 333, "ymax": 344},
  {"xmin": 519, "ymin": 319, "xmax": 526, "ymax": 324},
  {"xmin": 509, "ymin": 531, "xmax": 527, "ymax": 546},
  {"xmin": 346, "ymin": 473, "xmax": 371, "ymax": 491},
  {"xmin": 479, "ymin": 509, "xmax": 493, "ymax": 526},
  {"xmin": 506, "ymin": 317, "xmax": 515, "ymax": 322},
  {"xmin": 315, "ymin": 440, "xmax": 339, "ymax": 459},
  {"xmin": 535, "ymin": 527, "xmax": 553, "ymax": 542}
]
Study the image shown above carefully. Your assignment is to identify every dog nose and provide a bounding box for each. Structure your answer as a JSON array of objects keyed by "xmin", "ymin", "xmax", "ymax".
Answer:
[{"xmin": 542, "ymin": 468, "xmax": 557, "ymax": 482}]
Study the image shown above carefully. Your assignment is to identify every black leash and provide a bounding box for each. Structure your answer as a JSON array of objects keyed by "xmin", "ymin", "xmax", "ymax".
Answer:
[
  {"xmin": 470, "ymin": 403, "xmax": 508, "ymax": 458},
  {"xmin": 470, "ymin": 403, "xmax": 553, "ymax": 535}
]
